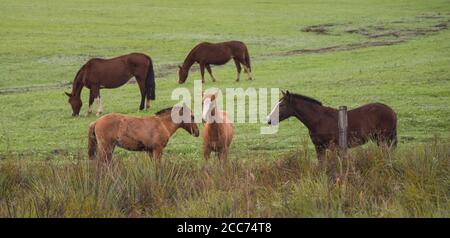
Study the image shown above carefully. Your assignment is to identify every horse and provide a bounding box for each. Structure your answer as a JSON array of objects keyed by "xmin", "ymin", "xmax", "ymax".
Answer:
[
  {"xmin": 202, "ymin": 91, "xmax": 233, "ymax": 163},
  {"xmin": 178, "ymin": 41, "xmax": 252, "ymax": 84},
  {"xmin": 65, "ymin": 53, "xmax": 155, "ymax": 117},
  {"xmin": 88, "ymin": 105, "xmax": 199, "ymax": 163},
  {"xmin": 267, "ymin": 91, "xmax": 397, "ymax": 163}
]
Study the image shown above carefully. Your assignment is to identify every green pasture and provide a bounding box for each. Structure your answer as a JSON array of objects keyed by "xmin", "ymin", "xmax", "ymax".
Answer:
[{"xmin": 0, "ymin": 0, "xmax": 449, "ymax": 159}]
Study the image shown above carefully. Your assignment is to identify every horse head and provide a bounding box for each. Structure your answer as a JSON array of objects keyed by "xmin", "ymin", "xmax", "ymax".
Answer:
[
  {"xmin": 178, "ymin": 65, "xmax": 189, "ymax": 84},
  {"xmin": 65, "ymin": 92, "xmax": 82, "ymax": 116},
  {"xmin": 177, "ymin": 105, "xmax": 199, "ymax": 137},
  {"xmin": 267, "ymin": 90, "xmax": 293, "ymax": 125}
]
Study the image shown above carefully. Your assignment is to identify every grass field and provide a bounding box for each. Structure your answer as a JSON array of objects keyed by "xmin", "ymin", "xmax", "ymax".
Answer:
[{"xmin": 0, "ymin": 0, "xmax": 449, "ymax": 217}]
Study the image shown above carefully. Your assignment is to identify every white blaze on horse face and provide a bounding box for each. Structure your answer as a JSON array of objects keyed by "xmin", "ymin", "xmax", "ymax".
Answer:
[
  {"xmin": 202, "ymin": 98, "xmax": 212, "ymax": 121},
  {"xmin": 267, "ymin": 101, "xmax": 281, "ymax": 125}
]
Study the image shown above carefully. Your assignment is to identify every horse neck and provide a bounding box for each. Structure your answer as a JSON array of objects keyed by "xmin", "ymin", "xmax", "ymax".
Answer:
[
  {"xmin": 181, "ymin": 49, "xmax": 196, "ymax": 71},
  {"xmin": 211, "ymin": 107, "xmax": 225, "ymax": 124},
  {"xmin": 291, "ymin": 99, "xmax": 325, "ymax": 131},
  {"xmin": 71, "ymin": 69, "xmax": 84, "ymax": 97},
  {"xmin": 158, "ymin": 114, "xmax": 181, "ymax": 136}
]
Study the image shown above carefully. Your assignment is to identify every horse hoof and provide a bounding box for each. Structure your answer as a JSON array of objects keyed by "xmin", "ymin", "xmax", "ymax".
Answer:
[{"xmin": 96, "ymin": 112, "xmax": 102, "ymax": 117}]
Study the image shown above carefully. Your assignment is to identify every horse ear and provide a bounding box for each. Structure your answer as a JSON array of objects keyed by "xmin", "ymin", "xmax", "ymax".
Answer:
[
  {"xmin": 281, "ymin": 90, "xmax": 285, "ymax": 96},
  {"xmin": 65, "ymin": 92, "xmax": 71, "ymax": 97},
  {"xmin": 286, "ymin": 90, "xmax": 290, "ymax": 95}
]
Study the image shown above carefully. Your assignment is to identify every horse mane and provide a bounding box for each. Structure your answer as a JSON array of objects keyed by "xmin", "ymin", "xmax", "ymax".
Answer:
[
  {"xmin": 155, "ymin": 107, "xmax": 174, "ymax": 115},
  {"xmin": 155, "ymin": 105, "xmax": 186, "ymax": 115},
  {"xmin": 183, "ymin": 42, "xmax": 207, "ymax": 66},
  {"xmin": 70, "ymin": 65, "xmax": 86, "ymax": 96},
  {"xmin": 289, "ymin": 93, "xmax": 323, "ymax": 106}
]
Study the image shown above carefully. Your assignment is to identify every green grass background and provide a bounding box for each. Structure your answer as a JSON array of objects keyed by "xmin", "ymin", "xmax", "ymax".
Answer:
[{"xmin": 0, "ymin": 0, "xmax": 449, "ymax": 158}]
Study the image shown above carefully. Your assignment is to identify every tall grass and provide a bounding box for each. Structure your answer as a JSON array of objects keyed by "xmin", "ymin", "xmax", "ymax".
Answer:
[{"xmin": 0, "ymin": 141, "xmax": 449, "ymax": 217}]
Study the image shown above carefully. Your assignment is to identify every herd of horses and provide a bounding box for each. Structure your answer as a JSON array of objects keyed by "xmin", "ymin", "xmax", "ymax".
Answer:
[{"xmin": 67, "ymin": 40, "xmax": 398, "ymax": 166}]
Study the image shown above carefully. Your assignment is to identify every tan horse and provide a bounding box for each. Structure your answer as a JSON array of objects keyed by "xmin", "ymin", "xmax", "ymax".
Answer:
[
  {"xmin": 88, "ymin": 105, "xmax": 199, "ymax": 162},
  {"xmin": 202, "ymin": 91, "xmax": 233, "ymax": 163}
]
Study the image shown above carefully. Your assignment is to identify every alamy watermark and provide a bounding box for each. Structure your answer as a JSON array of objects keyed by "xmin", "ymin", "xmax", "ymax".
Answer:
[{"xmin": 171, "ymin": 80, "xmax": 280, "ymax": 134}]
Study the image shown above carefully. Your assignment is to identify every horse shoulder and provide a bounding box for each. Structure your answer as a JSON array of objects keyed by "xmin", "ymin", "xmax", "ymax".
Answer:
[{"xmin": 150, "ymin": 118, "xmax": 171, "ymax": 145}]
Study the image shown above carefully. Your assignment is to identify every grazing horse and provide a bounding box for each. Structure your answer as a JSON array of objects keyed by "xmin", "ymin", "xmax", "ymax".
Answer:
[
  {"xmin": 178, "ymin": 41, "xmax": 252, "ymax": 84},
  {"xmin": 88, "ymin": 105, "xmax": 199, "ymax": 163},
  {"xmin": 65, "ymin": 53, "xmax": 155, "ymax": 117},
  {"xmin": 202, "ymin": 91, "xmax": 233, "ymax": 163},
  {"xmin": 267, "ymin": 91, "xmax": 397, "ymax": 163}
]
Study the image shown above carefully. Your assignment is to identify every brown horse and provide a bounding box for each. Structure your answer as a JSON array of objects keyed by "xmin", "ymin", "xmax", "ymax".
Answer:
[
  {"xmin": 202, "ymin": 91, "xmax": 233, "ymax": 163},
  {"xmin": 65, "ymin": 53, "xmax": 155, "ymax": 117},
  {"xmin": 267, "ymin": 91, "xmax": 397, "ymax": 163},
  {"xmin": 178, "ymin": 41, "xmax": 252, "ymax": 84},
  {"xmin": 88, "ymin": 105, "xmax": 199, "ymax": 162}
]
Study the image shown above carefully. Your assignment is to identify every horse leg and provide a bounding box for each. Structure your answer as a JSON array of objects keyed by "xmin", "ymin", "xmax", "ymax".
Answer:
[
  {"xmin": 315, "ymin": 146, "xmax": 326, "ymax": 167},
  {"xmin": 233, "ymin": 58, "xmax": 242, "ymax": 82},
  {"xmin": 153, "ymin": 147, "xmax": 163, "ymax": 165},
  {"xmin": 199, "ymin": 63, "xmax": 206, "ymax": 83},
  {"xmin": 203, "ymin": 146, "xmax": 211, "ymax": 172},
  {"xmin": 91, "ymin": 86, "xmax": 103, "ymax": 117},
  {"xmin": 85, "ymin": 89, "xmax": 95, "ymax": 116},
  {"xmin": 242, "ymin": 61, "xmax": 252, "ymax": 80},
  {"xmin": 219, "ymin": 149, "xmax": 228, "ymax": 162},
  {"xmin": 205, "ymin": 64, "xmax": 216, "ymax": 82},
  {"xmin": 97, "ymin": 140, "xmax": 113, "ymax": 163},
  {"xmin": 136, "ymin": 77, "xmax": 146, "ymax": 111}
]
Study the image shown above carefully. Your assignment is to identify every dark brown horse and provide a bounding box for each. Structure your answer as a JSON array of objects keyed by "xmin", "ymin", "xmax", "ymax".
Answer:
[
  {"xmin": 178, "ymin": 41, "xmax": 252, "ymax": 84},
  {"xmin": 267, "ymin": 91, "xmax": 397, "ymax": 163},
  {"xmin": 88, "ymin": 105, "xmax": 199, "ymax": 163},
  {"xmin": 65, "ymin": 53, "xmax": 155, "ymax": 116}
]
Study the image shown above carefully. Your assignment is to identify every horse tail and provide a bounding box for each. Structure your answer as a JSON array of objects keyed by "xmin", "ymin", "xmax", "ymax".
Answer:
[
  {"xmin": 145, "ymin": 56, "xmax": 155, "ymax": 100},
  {"xmin": 88, "ymin": 122, "xmax": 97, "ymax": 160},
  {"xmin": 391, "ymin": 126, "xmax": 397, "ymax": 148},
  {"xmin": 244, "ymin": 46, "xmax": 251, "ymax": 71},
  {"xmin": 389, "ymin": 112, "xmax": 398, "ymax": 149}
]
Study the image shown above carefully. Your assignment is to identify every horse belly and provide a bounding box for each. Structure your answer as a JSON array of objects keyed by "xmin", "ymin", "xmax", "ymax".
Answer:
[
  {"xmin": 93, "ymin": 61, "xmax": 132, "ymax": 88},
  {"xmin": 207, "ymin": 57, "xmax": 231, "ymax": 65},
  {"xmin": 203, "ymin": 48, "xmax": 232, "ymax": 65}
]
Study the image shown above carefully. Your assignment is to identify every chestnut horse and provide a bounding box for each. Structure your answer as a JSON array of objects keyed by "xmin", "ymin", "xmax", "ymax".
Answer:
[
  {"xmin": 267, "ymin": 91, "xmax": 397, "ymax": 163},
  {"xmin": 178, "ymin": 41, "xmax": 252, "ymax": 84},
  {"xmin": 88, "ymin": 105, "xmax": 199, "ymax": 162},
  {"xmin": 202, "ymin": 91, "xmax": 233, "ymax": 163},
  {"xmin": 65, "ymin": 53, "xmax": 155, "ymax": 116}
]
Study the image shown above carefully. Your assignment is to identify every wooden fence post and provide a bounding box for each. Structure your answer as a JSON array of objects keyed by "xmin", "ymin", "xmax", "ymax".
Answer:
[{"xmin": 338, "ymin": 106, "xmax": 348, "ymax": 158}]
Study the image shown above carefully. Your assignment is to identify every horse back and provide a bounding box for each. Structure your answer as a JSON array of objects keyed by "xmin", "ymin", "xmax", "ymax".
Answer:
[
  {"xmin": 84, "ymin": 53, "xmax": 150, "ymax": 88},
  {"xmin": 191, "ymin": 41, "xmax": 247, "ymax": 64},
  {"xmin": 348, "ymin": 103, "xmax": 397, "ymax": 130},
  {"xmin": 94, "ymin": 113, "xmax": 167, "ymax": 151}
]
